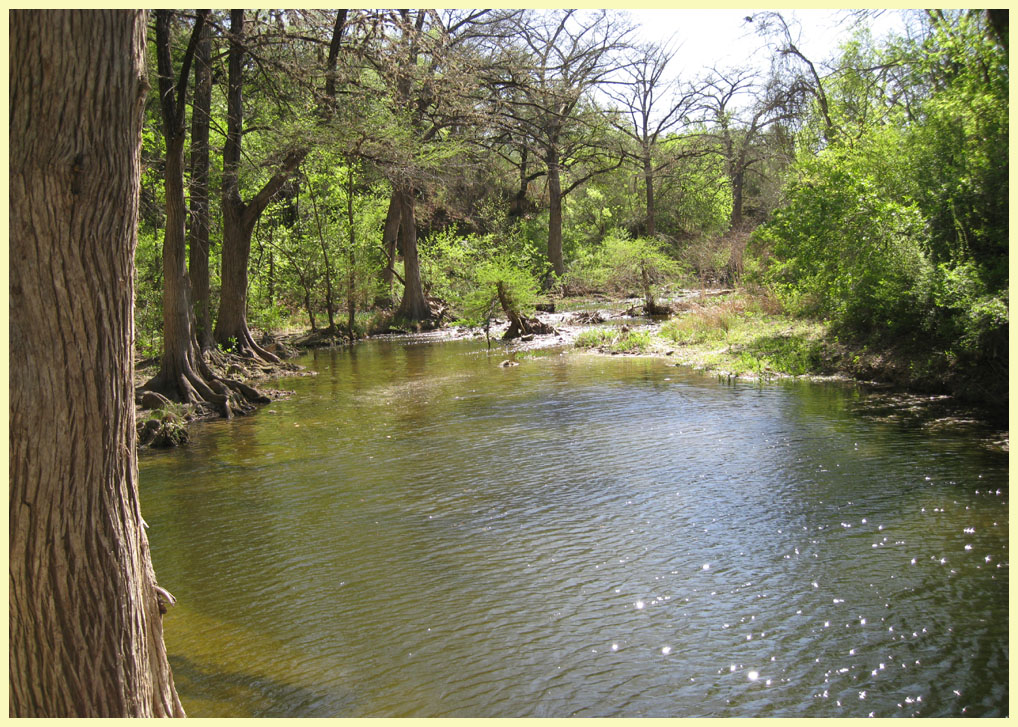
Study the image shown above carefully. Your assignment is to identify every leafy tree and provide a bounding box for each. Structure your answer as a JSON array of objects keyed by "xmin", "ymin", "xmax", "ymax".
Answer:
[
  {"xmin": 142, "ymin": 10, "xmax": 267, "ymax": 416},
  {"xmin": 215, "ymin": 9, "xmax": 348, "ymax": 359},
  {"xmin": 755, "ymin": 9, "xmax": 1007, "ymax": 391},
  {"xmin": 353, "ymin": 10, "xmax": 509, "ymax": 322}
]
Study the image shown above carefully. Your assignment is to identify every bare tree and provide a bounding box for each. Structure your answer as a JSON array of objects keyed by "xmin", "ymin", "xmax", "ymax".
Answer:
[
  {"xmin": 10, "ymin": 9, "xmax": 182, "ymax": 716},
  {"xmin": 497, "ymin": 9, "xmax": 635, "ymax": 276},
  {"xmin": 604, "ymin": 41, "xmax": 702, "ymax": 238},
  {"xmin": 748, "ymin": 12, "xmax": 837, "ymax": 143},
  {"xmin": 697, "ymin": 66, "xmax": 801, "ymax": 228}
]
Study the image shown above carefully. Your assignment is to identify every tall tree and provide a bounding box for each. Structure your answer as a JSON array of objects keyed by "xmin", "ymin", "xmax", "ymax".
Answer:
[
  {"xmin": 358, "ymin": 9, "xmax": 506, "ymax": 321},
  {"xmin": 188, "ymin": 15, "xmax": 214, "ymax": 351},
  {"xmin": 749, "ymin": 12, "xmax": 837, "ymax": 143},
  {"xmin": 215, "ymin": 9, "xmax": 347, "ymax": 358},
  {"xmin": 501, "ymin": 9, "xmax": 634, "ymax": 276},
  {"xmin": 604, "ymin": 41, "xmax": 700, "ymax": 238},
  {"xmin": 143, "ymin": 10, "xmax": 265, "ymax": 417},
  {"xmin": 10, "ymin": 10, "xmax": 182, "ymax": 716},
  {"xmin": 698, "ymin": 66, "xmax": 800, "ymax": 228}
]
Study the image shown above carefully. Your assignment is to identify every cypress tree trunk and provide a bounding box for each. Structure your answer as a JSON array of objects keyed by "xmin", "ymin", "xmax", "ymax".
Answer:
[
  {"xmin": 394, "ymin": 186, "xmax": 432, "ymax": 321},
  {"xmin": 145, "ymin": 10, "xmax": 264, "ymax": 416},
  {"xmin": 378, "ymin": 191, "xmax": 401, "ymax": 305},
  {"xmin": 10, "ymin": 9, "xmax": 183, "ymax": 716},
  {"xmin": 188, "ymin": 19, "xmax": 214, "ymax": 351},
  {"xmin": 214, "ymin": 9, "xmax": 301, "ymax": 361},
  {"xmin": 546, "ymin": 149, "xmax": 565, "ymax": 278}
]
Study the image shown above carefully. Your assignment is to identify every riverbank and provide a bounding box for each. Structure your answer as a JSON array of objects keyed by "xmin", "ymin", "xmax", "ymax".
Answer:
[
  {"xmin": 134, "ymin": 288, "xmax": 1006, "ymax": 447},
  {"xmin": 563, "ymin": 290, "xmax": 1007, "ymax": 425}
]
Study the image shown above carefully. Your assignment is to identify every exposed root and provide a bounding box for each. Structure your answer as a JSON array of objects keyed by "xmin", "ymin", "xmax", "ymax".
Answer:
[{"xmin": 503, "ymin": 315, "xmax": 556, "ymax": 340}]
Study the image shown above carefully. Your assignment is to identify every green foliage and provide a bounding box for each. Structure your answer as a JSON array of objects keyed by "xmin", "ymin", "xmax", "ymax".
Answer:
[
  {"xmin": 134, "ymin": 228, "xmax": 163, "ymax": 358},
  {"xmin": 562, "ymin": 232, "xmax": 687, "ymax": 301},
  {"xmin": 755, "ymin": 10, "xmax": 1007, "ymax": 378},
  {"xmin": 458, "ymin": 252, "xmax": 540, "ymax": 326},
  {"xmin": 575, "ymin": 327, "xmax": 652, "ymax": 353},
  {"xmin": 757, "ymin": 125, "xmax": 932, "ymax": 333}
]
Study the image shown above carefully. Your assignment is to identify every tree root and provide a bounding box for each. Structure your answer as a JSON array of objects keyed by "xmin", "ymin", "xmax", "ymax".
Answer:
[{"xmin": 503, "ymin": 315, "xmax": 556, "ymax": 340}]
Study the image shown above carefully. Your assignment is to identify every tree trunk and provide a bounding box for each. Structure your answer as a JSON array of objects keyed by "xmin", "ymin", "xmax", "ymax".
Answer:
[
  {"xmin": 546, "ymin": 148, "xmax": 565, "ymax": 277},
  {"xmin": 394, "ymin": 186, "xmax": 432, "ymax": 322},
  {"xmin": 10, "ymin": 10, "xmax": 183, "ymax": 716},
  {"xmin": 378, "ymin": 191, "xmax": 401, "ymax": 305},
  {"xmin": 214, "ymin": 10, "xmax": 306, "ymax": 360},
  {"xmin": 643, "ymin": 147, "xmax": 656, "ymax": 239},
  {"xmin": 146, "ymin": 10, "xmax": 265, "ymax": 416},
  {"xmin": 214, "ymin": 9, "xmax": 294, "ymax": 362},
  {"xmin": 216, "ymin": 206, "xmax": 281, "ymax": 360},
  {"xmin": 308, "ymin": 180, "xmax": 338, "ymax": 334},
  {"xmin": 188, "ymin": 19, "xmax": 213, "ymax": 352},
  {"xmin": 730, "ymin": 168, "xmax": 745, "ymax": 229},
  {"xmin": 346, "ymin": 164, "xmax": 358, "ymax": 337}
]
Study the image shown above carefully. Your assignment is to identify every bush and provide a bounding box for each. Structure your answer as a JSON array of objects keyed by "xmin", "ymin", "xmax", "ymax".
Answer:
[{"xmin": 562, "ymin": 232, "xmax": 688, "ymax": 304}]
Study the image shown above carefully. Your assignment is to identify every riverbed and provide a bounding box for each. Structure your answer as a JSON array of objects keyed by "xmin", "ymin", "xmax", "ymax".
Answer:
[{"xmin": 139, "ymin": 337, "xmax": 1008, "ymax": 717}]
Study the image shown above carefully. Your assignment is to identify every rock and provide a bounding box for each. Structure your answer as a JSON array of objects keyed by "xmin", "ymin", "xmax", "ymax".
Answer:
[
  {"xmin": 138, "ymin": 390, "xmax": 171, "ymax": 410},
  {"xmin": 536, "ymin": 302, "xmax": 556, "ymax": 313}
]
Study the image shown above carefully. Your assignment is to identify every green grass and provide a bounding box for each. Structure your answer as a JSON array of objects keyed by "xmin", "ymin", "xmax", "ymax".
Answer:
[
  {"xmin": 651, "ymin": 293, "xmax": 831, "ymax": 377},
  {"xmin": 575, "ymin": 327, "xmax": 652, "ymax": 354}
]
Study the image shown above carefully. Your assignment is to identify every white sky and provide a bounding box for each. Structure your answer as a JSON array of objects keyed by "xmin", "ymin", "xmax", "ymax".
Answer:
[{"xmin": 625, "ymin": 8, "xmax": 907, "ymax": 79}]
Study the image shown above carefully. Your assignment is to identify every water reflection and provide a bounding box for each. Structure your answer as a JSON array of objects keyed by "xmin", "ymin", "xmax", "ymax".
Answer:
[{"xmin": 141, "ymin": 338, "xmax": 1008, "ymax": 717}]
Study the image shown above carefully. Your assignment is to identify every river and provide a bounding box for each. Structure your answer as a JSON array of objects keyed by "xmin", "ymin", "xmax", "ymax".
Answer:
[{"xmin": 139, "ymin": 337, "xmax": 1008, "ymax": 717}]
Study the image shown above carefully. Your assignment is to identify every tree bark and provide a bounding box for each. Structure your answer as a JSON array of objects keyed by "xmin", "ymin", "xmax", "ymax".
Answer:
[
  {"xmin": 215, "ymin": 9, "xmax": 297, "ymax": 361},
  {"xmin": 188, "ymin": 19, "xmax": 214, "ymax": 351},
  {"xmin": 643, "ymin": 146, "xmax": 656, "ymax": 238},
  {"xmin": 378, "ymin": 191, "xmax": 401, "ymax": 304},
  {"xmin": 730, "ymin": 167, "xmax": 745, "ymax": 229},
  {"xmin": 145, "ymin": 10, "xmax": 264, "ymax": 416},
  {"xmin": 214, "ymin": 9, "xmax": 305, "ymax": 360},
  {"xmin": 10, "ymin": 10, "xmax": 182, "ymax": 716},
  {"xmin": 346, "ymin": 164, "xmax": 358, "ymax": 336},
  {"xmin": 546, "ymin": 147, "xmax": 565, "ymax": 277},
  {"xmin": 394, "ymin": 186, "xmax": 432, "ymax": 321}
]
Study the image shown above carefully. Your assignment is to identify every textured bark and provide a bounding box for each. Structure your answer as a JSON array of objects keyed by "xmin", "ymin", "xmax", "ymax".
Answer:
[
  {"xmin": 378, "ymin": 191, "xmax": 401, "ymax": 303},
  {"xmin": 10, "ymin": 10, "xmax": 182, "ymax": 717},
  {"xmin": 188, "ymin": 19, "xmax": 214, "ymax": 351},
  {"xmin": 146, "ymin": 10, "xmax": 263, "ymax": 417},
  {"xmin": 643, "ymin": 148, "xmax": 656, "ymax": 239},
  {"xmin": 730, "ymin": 167, "xmax": 745, "ymax": 229},
  {"xmin": 394, "ymin": 187, "xmax": 432, "ymax": 321},
  {"xmin": 546, "ymin": 149, "xmax": 565, "ymax": 277}
]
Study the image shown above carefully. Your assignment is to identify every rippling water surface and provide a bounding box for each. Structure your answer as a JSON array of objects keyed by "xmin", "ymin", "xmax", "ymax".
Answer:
[{"xmin": 140, "ymin": 338, "xmax": 1008, "ymax": 717}]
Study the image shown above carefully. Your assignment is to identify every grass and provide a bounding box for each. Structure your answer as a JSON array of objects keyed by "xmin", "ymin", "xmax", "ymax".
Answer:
[
  {"xmin": 652, "ymin": 292, "xmax": 831, "ymax": 378},
  {"xmin": 575, "ymin": 327, "xmax": 653, "ymax": 354}
]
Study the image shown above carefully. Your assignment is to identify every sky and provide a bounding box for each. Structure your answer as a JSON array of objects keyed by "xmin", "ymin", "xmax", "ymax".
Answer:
[{"xmin": 624, "ymin": 8, "xmax": 907, "ymax": 79}]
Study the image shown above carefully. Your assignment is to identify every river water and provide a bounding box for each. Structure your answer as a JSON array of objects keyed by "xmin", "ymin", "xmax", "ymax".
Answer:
[{"xmin": 139, "ymin": 337, "xmax": 1008, "ymax": 717}]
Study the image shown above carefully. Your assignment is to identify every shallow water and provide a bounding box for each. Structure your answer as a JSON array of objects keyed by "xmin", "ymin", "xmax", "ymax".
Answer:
[{"xmin": 140, "ymin": 338, "xmax": 1008, "ymax": 717}]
